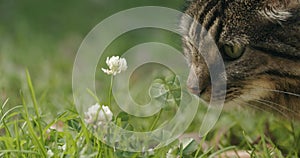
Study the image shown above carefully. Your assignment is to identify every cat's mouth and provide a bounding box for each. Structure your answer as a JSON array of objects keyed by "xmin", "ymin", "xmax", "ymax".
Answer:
[
  {"xmin": 199, "ymin": 87, "xmax": 210, "ymax": 102},
  {"xmin": 188, "ymin": 85, "xmax": 211, "ymax": 102},
  {"xmin": 189, "ymin": 84, "xmax": 228, "ymax": 104}
]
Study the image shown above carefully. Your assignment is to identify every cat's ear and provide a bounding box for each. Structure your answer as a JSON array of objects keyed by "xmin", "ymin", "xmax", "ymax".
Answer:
[{"xmin": 261, "ymin": 0, "xmax": 299, "ymax": 23}]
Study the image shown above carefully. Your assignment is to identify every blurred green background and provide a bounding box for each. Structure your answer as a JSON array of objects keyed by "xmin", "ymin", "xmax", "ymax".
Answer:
[{"xmin": 0, "ymin": 0, "xmax": 185, "ymax": 111}]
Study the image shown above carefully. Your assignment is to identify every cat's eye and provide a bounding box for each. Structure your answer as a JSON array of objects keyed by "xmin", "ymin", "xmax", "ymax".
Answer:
[{"xmin": 223, "ymin": 44, "xmax": 245, "ymax": 60}]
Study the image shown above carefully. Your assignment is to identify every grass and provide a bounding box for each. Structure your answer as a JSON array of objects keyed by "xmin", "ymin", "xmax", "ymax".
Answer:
[
  {"xmin": 1, "ymin": 65, "xmax": 300, "ymax": 158},
  {"xmin": 1, "ymin": 0, "xmax": 300, "ymax": 157}
]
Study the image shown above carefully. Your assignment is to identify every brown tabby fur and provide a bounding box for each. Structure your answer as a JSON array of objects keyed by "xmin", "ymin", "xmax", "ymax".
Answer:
[{"xmin": 181, "ymin": 0, "xmax": 300, "ymax": 119}]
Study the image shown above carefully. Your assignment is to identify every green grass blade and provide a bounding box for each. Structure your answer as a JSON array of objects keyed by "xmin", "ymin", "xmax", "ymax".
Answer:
[
  {"xmin": 14, "ymin": 119, "xmax": 22, "ymax": 157},
  {"xmin": 0, "ymin": 99, "xmax": 12, "ymax": 138},
  {"xmin": 208, "ymin": 146, "xmax": 237, "ymax": 158},
  {"xmin": 0, "ymin": 150, "xmax": 41, "ymax": 156},
  {"xmin": 20, "ymin": 90, "xmax": 47, "ymax": 157},
  {"xmin": 25, "ymin": 69, "xmax": 45, "ymax": 144},
  {"xmin": 0, "ymin": 98, "xmax": 9, "ymax": 113},
  {"xmin": 0, "ymin": 105, "xmax": 22, "ymax": 124}
]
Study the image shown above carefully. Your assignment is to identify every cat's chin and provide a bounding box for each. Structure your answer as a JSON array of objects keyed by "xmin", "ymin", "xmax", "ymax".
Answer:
[{"xmin": 199, "ymin": 93, "xmax": 210, "ymax": 103}]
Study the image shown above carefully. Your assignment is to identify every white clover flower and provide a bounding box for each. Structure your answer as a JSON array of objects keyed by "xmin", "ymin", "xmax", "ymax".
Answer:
[
  {"xmin": 102, "ymin": 56, "xmax": 127, "ymax": 75},
  {"xmin": 147, "ymin": 148, "xmax": 155, "ymax": 156},
  {"xmin": 49, "ymin": 121, "xmax": 64, "ymax": 132},
  {"xmin": 166, "ymin": 147, "xmax": 178, "ymax": 158},
  {"xmin": 62, "ymin": 144, "xmax": 66, "ymax": 151},
  {"xmin": 58, "ymin": 144, "xmax": 66, "ymax": 151},
  {"xmin": 84, "ymin": 103, "xmax": 113, "ymax": 126},
  {"xmin": 47, "ymin": 149, "xmax": 54, "ymax": 158}
]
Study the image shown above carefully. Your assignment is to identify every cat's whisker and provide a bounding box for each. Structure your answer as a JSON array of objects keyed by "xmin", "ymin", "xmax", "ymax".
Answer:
[
  {"xmin": 250, "ymin": 98, "xmax": 290, "ymax": 118},
  {"xmin": 233, "ymin": 99, "xmax": 270, "ymax": 114},
  {"xmin": 255, "ymin": 98, "xmax": 300, "ymax": 118},
  {"xmin": 239, "ymin": 97, "xmax": 276, "ymax": 115},
  {"xmin": 234, "ymin": 96, "xmax": 289, "ymax": 118},
  {"xmin": 239, "ymin": 93, "xmax": 300, "ymax": 118},
  {"xmin": 235, "ymin": 97, "xmax": 290, "ymax": 118},
  {"xmin": 247, "ymin": 84, "xmax": 300, "ymax": 98},
  {"xmin": 242, "ymin": 92, "xmax": 298, "ymax": 115}
]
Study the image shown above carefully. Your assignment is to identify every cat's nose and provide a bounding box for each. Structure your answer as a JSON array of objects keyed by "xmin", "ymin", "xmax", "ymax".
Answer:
[
  {"xmin": 187, "ymin": 85, "xmax": 201, "ymax": 95},
  {"xmin": 187, "ymin": 69, "xmax": 201, "ymax": 95},
  {"xmin": 187, "ymin": 67, "xmax": 210, "ymax": 96}
]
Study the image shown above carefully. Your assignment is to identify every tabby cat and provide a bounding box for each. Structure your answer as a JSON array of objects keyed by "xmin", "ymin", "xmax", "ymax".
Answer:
[{"xmin": 181, "ymin": 0, "xmax": 300, "ymax": 119}]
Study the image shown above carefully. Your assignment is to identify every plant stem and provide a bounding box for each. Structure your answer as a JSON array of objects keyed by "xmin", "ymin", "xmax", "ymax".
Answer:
[
  {"xmin": 108, "ymin": 76, "xmax": 114, "ymax": 107},
  {"xmin": 149, "ymin": 109, "xmax": 163, "ymax": 131}
]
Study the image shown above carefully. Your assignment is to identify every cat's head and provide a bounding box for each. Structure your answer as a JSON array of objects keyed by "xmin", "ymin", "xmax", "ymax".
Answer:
[{"xmin": 181, "ymin": 0, "xmax": 300, "ymax": 118}]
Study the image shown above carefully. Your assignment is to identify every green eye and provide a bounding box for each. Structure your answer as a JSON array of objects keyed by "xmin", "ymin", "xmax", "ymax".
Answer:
[{"xmin": 223, "ymin": 44, "xmax": 245, "ymax": 59}]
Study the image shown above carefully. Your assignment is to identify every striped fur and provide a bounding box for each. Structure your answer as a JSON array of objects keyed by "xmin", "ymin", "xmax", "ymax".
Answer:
[{"xmin": 181, "ymin": 0, "xmax": 300, "ymax": 119}]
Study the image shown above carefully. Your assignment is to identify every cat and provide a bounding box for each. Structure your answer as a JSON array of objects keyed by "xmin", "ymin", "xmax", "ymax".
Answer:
[{"xmin": 181, "ymin": 0, "xmax": 300, "ymax": 119}]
